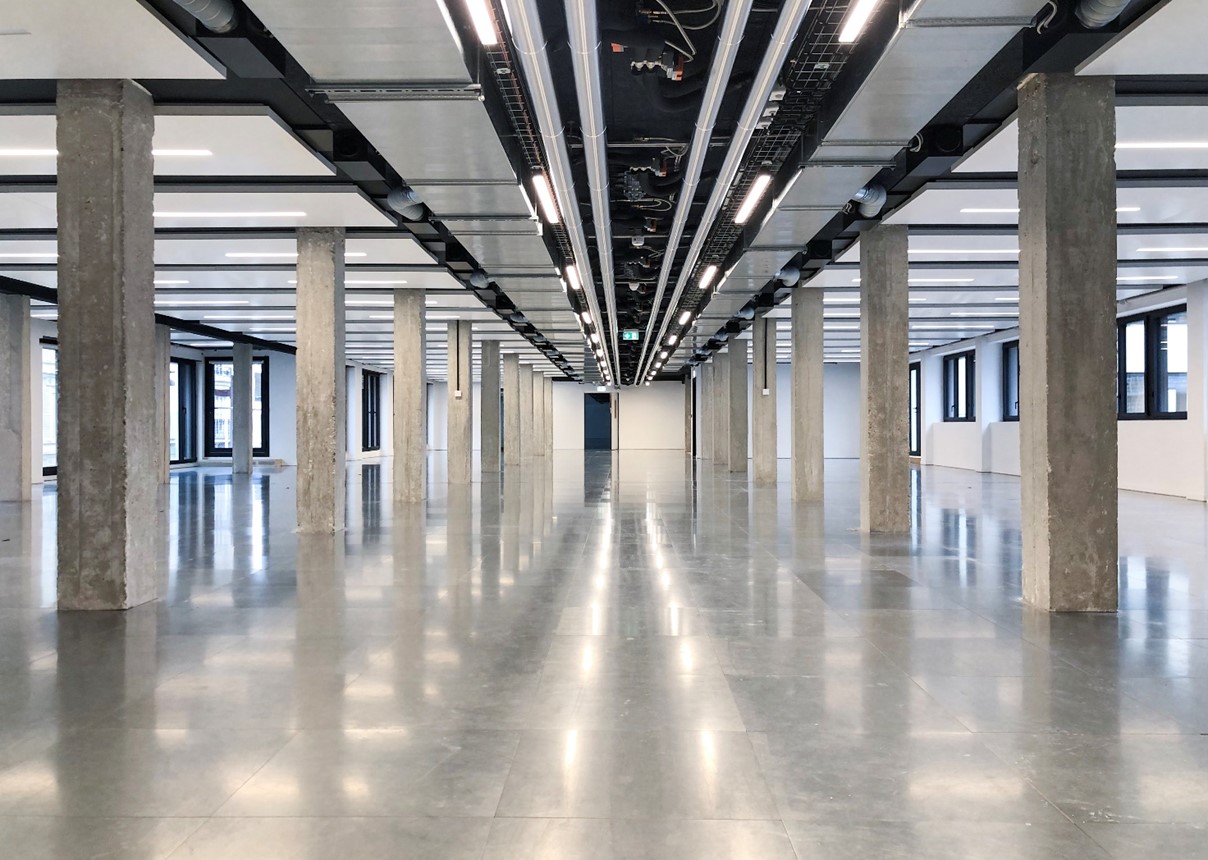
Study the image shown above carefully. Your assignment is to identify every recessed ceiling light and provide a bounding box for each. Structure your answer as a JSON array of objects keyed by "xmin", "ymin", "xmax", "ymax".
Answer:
[
  {"xmin": 0, "ymin": 148, "xmax": 212, "ymax": 157},
  {"xmin": 156, "ymin": 300, "xmax": 250, "ymax": 306},
  {"xmin": 1116, "ymin": 275, "xmax": 1176, "ymax": 282},
  {"xmin": 911, "ymin": 323, "xmax": 996, "ymax": 330},
  {"xmin": 1118, "ymin": 142, "xmax": 1208, "ymax": 150},
  {"xmin": 464, "ymin": 0, "xmax": 499, "ymax": 45},
  {"xmin": 348, "ymin": 300, "xmax": 392, "ymax": 306},
  {"xmin": 909, "ymin": 248, "xmax": 1020, "ymax": 255},
  {"xmin": 734, "ymin": 174, "xmax": 773, "ymax": 225},
  {"xmin": 203, "ymin": 313, "xmax": 292, "ymax": 320},
  {"xmin": 0, "ymin": 252, "xmax": 57, "ymax": 258},
  {"xmin": 838, "ymin": 0, "xmax": 880, "ymax": 43},
  {"xmin": 994, "ymin": 296, "xmax": 1018, "ymax": 301},
  {"xmin": 565, "ymin": 265, "xmax": 583, "ymax": 291},
  {"xmin": 155, "ymin": 211, "xmax": 307, "ymax": 218},
  {"xmin": 531, "ymin": 174, "xmax": 560, "ymax": 225},
  {"xmin": 225, "ymin": 251, "xmax": 367, "ymax": 258},
  {"xmin": 153, "ymin": 279, "xmax": 189, "ymax": 285},
  {"xmin": 678, "ymin": 310, "xmax": 692, "ymax": 325},
  {"xmin": 950, "ymin": 311, "xmax": 1017, "ymax": 317},
  {"xmin": 1136, "ymin": 247, "xmax": 1208, "ymax": 254},
  {"xmin": 824, "ymin": 297, "xmax": 860, "ymax": 304},
  {"xmin": 699, "ymin": 264, "xmax": 720, "ymax": 291},
  {"xmin": 347, "ymin": 279, "xmax": 407, "ymax": 285}
]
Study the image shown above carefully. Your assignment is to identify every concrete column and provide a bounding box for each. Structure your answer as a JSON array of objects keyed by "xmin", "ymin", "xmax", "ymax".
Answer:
[
  {"xmin": 752, "ymin": 316, "xmax": 777, "ymax": 484},
  {"xmin": 712, "ymin": 351, "xmax": 729, "ymax": 468},
  {"xmin": 519, "ymin": 364, "xmax": 534, "ymax": 459},
  {"xmin": 56, "ymin": 79, "xmax": 157, "ymax": 610},
  {"xmin": 684, "ymin": 372, "xmax": 694, "ymax": 456},
  {"xmin": 295, "ymin": 227, "xmax": 346, "ymax": 533},
  {"xmin": 530, "ymin": 369, "xmax": 546, "ymax": 457},
  {"xmin": 503, "ymin": 353, "xmax": 521, "ymax": 466},
  {"xmin": 481, "ymin": 340, "xmax": 501, "ymax": 473},
  {"xmin": 728, "ymin": 339, "xmax": 748, "ymax": 473},
  {"xmin": 1018, "ymin": 73, "xmax": 1118, "ymax": 612},
  {"xmin": 393, "ymin": 290, "xmax": 426, "ymax": 502},
  {"xmin": 699, "ymin": 362, "xmax": 713, "ymax": 460},
  {"xmin": 543, "ymin": 376, "xmax": 553, "ymax": 455},
  {"xmin": 1187, "ymin": 282, "xmax": 1208, "ymax": 503},
  {"xmin": 0, "ymin": 294, "xmax": 32, "ymax": 501},
  {"xmin": 859, "ymin": 224, "xmax": 910, "ymax": 533},
  {"xmin": 231, "ymin": 341, "xmax": 254, "ymax": 475},
  {"xmin": 792, "ymin": 289, "xmax": 824, "ymax": 500},
  {"xmin": 446, "ymin": 320, "xmax": 472, "ymax": 483},
  {"xmin": 154, "ymin": 325, "xmax": 170, "ymax": 484}
]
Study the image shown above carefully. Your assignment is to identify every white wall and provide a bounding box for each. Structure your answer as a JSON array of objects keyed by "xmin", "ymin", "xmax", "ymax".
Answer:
[
  {"xmin": 426, "ymin": 381, "xmax": 483, "ymax": 450},
  {"xmin": 617, "ymin": 382, "xmax": 684, "ymax": 450},
  {"xmin": 266, "ymin": 352, "xmax": 297, "ymax": 465},
  {"xmin": 553, "ymin": 380, "xmax": 586, "ymax": 450}
]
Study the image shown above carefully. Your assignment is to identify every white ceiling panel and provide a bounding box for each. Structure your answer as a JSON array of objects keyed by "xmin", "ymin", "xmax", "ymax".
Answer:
[
  {"xmin": 0, "ymin": 0, "xmax": 223, "ymax": 80},
  {"xmin": 457, "ymin": 232, "xmax": 553, "ymax": 269},
  {"xmin": 958, "ymin": 105, "xmax": 1208, "ymax": 175},
  {"xmin": 1081, "ymin": 0, "xmax": 1208, "ymax": 76},
  {"xmin": 884, "ymin": 185, "xmax": 1208, "ymax": 226},
  {"xmin": 410, "ymin": 183, "xmax": 533, "ymax": 218},
  {"xmin": 0, "ymin": 108, "xmax": 334, "ymax": 176},
  {"xmin": 341, "ymin": 100, "xmax": 516, "ymax": 183},
  {"xmin": 243, "ymin": 0, "xmax": 470, "ymax": 83}
]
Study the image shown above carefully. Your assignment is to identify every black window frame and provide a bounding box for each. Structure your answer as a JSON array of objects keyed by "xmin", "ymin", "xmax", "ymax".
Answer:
[
  {"xmin": 204, "ymin": 356, "xmax": 270, "ymax": 458},
  {"xmin": 908, "ymin": 361, "xmax": 921, "ymax": 457},
  {"xmin": 169, "ymin": 357, "xmax": 199, "ymax": 465},
  {"xmin": 1002, "ymin": 340, "xmax": 1020, "ymax": 422},
  {"xmin": 942, "ymin": 350, "xmax": 977, "ymax": 422},
  {"xmin": 1117, "ymin": 304, "xmax": 1188, "ymax": 421},
  {"xmin": 362, "ymin": 370, "xmax": 382, "ymax": 452}
]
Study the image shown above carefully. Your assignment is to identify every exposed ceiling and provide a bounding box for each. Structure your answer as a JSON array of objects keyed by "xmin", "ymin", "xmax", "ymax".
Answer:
[{"xmin": 0, "ymin": 0, "xmax": 1198, "ymax": 383}]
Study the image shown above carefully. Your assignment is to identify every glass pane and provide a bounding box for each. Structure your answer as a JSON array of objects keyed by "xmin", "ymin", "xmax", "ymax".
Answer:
[
  {"xmin": 252, "ymin": 363, "xmax": 264, "ymax": 450},
  {"xmin": 908, "ymin": 366, "xmax": 919, "ymax": 453},
  {"xmin": 169, "ymin": 363, "xmax": 180, "ymax": 461},
  {"xmin": 1004, "ymin": 344, "xmax": 1019, "ymax": 419},
  {"xmin": 1123, "ymin": 319, "xmax": 1146, "ymax": 414},
  {"xmin": 41, "ymin": 346, "xmax": 57, "ymax": 470},
  {"xmin": 956, "ymin": 356, "xmax": 968, "ymax": 418},
  {"xmin": 212, "ymin": 362, "xmax": 234, "ymax": 449},
  {"xmin": 1157, "ymin": 310, "xmax": 1188, "ymax": 414}
]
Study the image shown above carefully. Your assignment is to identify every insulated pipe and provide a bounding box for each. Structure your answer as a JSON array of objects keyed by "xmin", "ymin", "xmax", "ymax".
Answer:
[
  {"xmin": 642, "ymin": 0, "xmax": 815, "ymax": 380},
  {"xmin": 852, "ymin": 184, "xmax": 887, "ymax": 218},
  {"xmin": 172, "ymin": 0, "xmax": 237, "ymax": 33},
  {"xmin": 635, "ymin": 0, "xmax": 755, "ymax": 377},
  {"xmin": 1076, "ymin": 0, "xmax": 1134, "ymax": 28},
  {"xmin": 504, "ymin": 0, "xmax": 615, "ymax": 383},
  {"xmin": 566, "ymin": 0, "xmax": 620, "ymax": 378}
]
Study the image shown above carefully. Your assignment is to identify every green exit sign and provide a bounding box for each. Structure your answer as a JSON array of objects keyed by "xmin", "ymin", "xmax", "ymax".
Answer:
[{"xmin": 622, "ymin": 330, "xmax": 640, "ymax": 341}]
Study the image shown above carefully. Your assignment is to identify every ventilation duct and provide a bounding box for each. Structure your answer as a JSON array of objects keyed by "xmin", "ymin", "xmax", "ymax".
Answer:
[
  {"xmin": 852, "ymin": 184, "xmax": 887, "ymax": 218},
  {"xmin": 386, "ymin": 188, "xmax": 424, "ymax": 220},
  {"xmin": 172, "ymin": 0, "xmax": 237, "ymax": 33},
  {"xmin": 1076, "ymin": 0, "xmax": 1134, "ymax": 28},
  {"xmin": 777, "ymin": 266, "xmax": 801, "ymax": 287}
]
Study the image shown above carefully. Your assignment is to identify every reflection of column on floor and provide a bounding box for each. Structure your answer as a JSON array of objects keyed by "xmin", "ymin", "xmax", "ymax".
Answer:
[
  {"xmin": 296, "ymin": 533, "xmax": 346, "ymax": 726},
  {"xmin": 446, "ymin": 320, "xmax": 473, "ymax": 484},
  {"xmin": 56, "ymin": 79, "xmax": 157, "ymax": 610},
  {"xmin": 391, "ymin": 502, "xmax": 427, "ymax": 702},
  {"xmin": 1018, "ymin": 73, "xmax": 1118, "ymax": 612},
  {"xmin": 752, "ymin": 316, "xmax": 777, "ymax": 485},
  {"xmin": 713, "ymin": 349, "xmax": 730, "ymax": 469},
  {"xmin": 729, "ymin": 338, "xmax": 748, "ymax": 474},
  {"xmin": 295, "ymin": 227, "xmax": 347, "ymax": 534},
  {"xmin": 232, "ymin": 341, "xmax": 254, "ymax": 476},
  {"xmin": 0, "ymin": 294, "xmax": 32, "ymax": 501},
  {"xmin": 699, "ymin": 362, "xmax": 713, "ymax": 461},
  {"xmin": 683, "ymin": 371, "xmax": 694, "ymax": 457},
  {"xmin": 481, "ymin": 340, "xmax": 501, "ymax": 474},
  {"xmin": 859, "ymin": 224, "xmax": 910, "ymax": 534},
  {"xmin": 503, "ymin": 353, "xmax": 521, "ymax": 468},
  {"xmin": 543, "ymin": 376, "xmax": 554, "ymax": 457},
  {"xmin": 447, "ymin": 482, "xmax": 474, "ymax": 631},
  {"xmin": 519, "ymin": 364, "xmax": 534, "ymax": 461},
  {"xmin": 393, "ymin": 290, "xmax": 426, "ymax": 503},
  {"xmin": 792, "ymin": 288, "xmax": 824, "ymax": 501}
]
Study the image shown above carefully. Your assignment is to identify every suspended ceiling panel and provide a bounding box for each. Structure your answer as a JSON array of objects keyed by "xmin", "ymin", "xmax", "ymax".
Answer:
[
  {"xmin": 0, "ymin": 0, "xmax": 223, "ymax": 79},
  {"xmin": 242, "ymin": 0, "xmax": 470, "ymax": 83},
  {"xmin": 407, "ymin": 183, "xmax": 533, "ymax": 218},
  {"xmin": 1080, "ymin": 0, "xmax": 1207, "ymax": 76},
  {"xmin": 718, "ymin": 249, "xmax": 799, "ymax": 292},
  {"xmin": 885, "ymin": 185, "xmax": 1208, "ymax": 226},
  {"xmin": 457, "ymin": 232, "xmax": 553, "ymax": 269},
  {"xmin": 0, "ymin": 108, "xmax": 335, "ymax": 176},
  {"xmin": 824, "ymin": 2, "xmax": 1040, "ymax": 144},
  {"xmin": 957, "ymin": 105, "xmax": 1208, "ymax": 175},
  {"xmin": 340, "ymin": 100, "xmax": 516, "ymax": 183}
]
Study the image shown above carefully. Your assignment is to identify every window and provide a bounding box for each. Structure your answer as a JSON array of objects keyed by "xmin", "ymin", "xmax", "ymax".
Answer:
[
  {"xmin": 40, "ymin": 341, "xmax": 57, "ymax": 476},
  {"xmin": 943, "ymin": 350, "xmax": 976, "ymax": 422},
  {"xmin": 1118, "ymin": 305, "xmax": 1187, "ymax": 420},
  {"xmin": 205, "ymin": 356, "xmax": 270, "ymax": 457},
  {"xmin": 362, "ymin": 370, "xmax": 382, "ymax": 452},
  {"xmin": 1002, "ymin": 341, "xmax": 1020, "ymax": 421},
  {"xmin": 908, "ymin": 362, "xmax": 921, "ymax": 456},
  {"xmin": 169, "ymin": 359, "xmax": 198, "ymax": 464}
]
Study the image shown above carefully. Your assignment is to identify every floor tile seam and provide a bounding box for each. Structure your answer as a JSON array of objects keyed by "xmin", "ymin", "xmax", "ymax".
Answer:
[
  {"xmin": 855, "ymin": 635, "xmax": 983, "ymax": 733},
  {"xmin": 207, "ymin": 729, "xmax": 300, "ymax": 819}
]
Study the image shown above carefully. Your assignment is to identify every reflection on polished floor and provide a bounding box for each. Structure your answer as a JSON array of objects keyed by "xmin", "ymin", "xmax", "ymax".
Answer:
[{"xmin": 2, "ymin": 452, "xmax": 1208, "ymax": 858}]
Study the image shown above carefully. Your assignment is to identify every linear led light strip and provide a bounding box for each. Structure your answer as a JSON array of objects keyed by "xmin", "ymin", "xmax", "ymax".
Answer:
[
  {"xmin": 961, "ymin": 207, "xmax": 1140, "ymax": 214},
  {"xmin": 155, "ymin": 211, "xmax": 307, "ymax": 218},
  {"xmin": 225, "ymin": 252, "xmax": 367, "ymax": 258},
  {"xmin": 643, "ymin": 0, "xmax": 815, "ymax": 380}
]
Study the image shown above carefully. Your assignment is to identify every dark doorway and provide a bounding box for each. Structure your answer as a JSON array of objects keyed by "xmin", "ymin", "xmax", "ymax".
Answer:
[{"xmin": 584, "ymin": 393, "xmax": 611, "ymax": 450}]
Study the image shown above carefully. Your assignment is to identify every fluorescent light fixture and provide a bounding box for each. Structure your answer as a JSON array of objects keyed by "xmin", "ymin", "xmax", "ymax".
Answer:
[
  {"xmin": 961, "ymin": 206, "xmax": 1139, "ymax": 214},
  {"xmin": 368, "ymin": 314, "xmax": 394, "ymax": 320},
  {"xmin": 0, "ymin": 252, "xmax": 56, "ymax": 258},
  {"xmin": 155, "ymin": 211, "xmax": 306, "ymax": 218},
  {"xmin": 348, "ymin": 300, "xmax": 392, "ymax": 306},
  {"xmin": 580, "ymin": 310, "xmax": 592, "ymax": 324},
  {"xmin": 699, "ymin": 264, "xmax": 720, "ymax": 291},
  {"xmin": 1136, "ymin": 247, "xmax": 1208, "ymax": 253},
  {"xmin": 531, "ymin": 174, "xmax": 560, "ymax": 224},
  {"xmin": 825, "ymin": 297, "xmax": 860, "ymax": 304},
  {"xmin": 678, "ymin": 310, "xmax": 692, "ymax": 325},
  {"xmin": 1118, "ymin": 141, "xmax": 1208, "ymax": 150},
  {"xmin": 1116, "ymin": 275, "xmax": 1176, "ymax": 282},
  {"xmin": 838, "ymin": 0, "xmax": 880, "ymax": 43},
  {"xmin": 994, "ymin": 296, "xmax": 1018, "ymax": 301},
  {"xmin": 203, "ymin": 313, "xmax": 292, "ymax": 320},
  {"xmin": 224, "ymin": 251, "xmax": 367, "ymax": 259},
  {"xmin": 659, "ymin": 350, "xmax": 668, "ymax": 359},
  {"xmin": 153, "ymin": 279, "xmax": 189, "ymax": 285},
  {"xmin": 464, "ymin": 0, "xmax": 499, "ymax": 45},
  {"xmin": 733, "ymin": 174, "xmax": 773, "ymax": 225},
  {"xmin": 950, "ymin": 311, "xmax": 1017, "ymax": 317},
  {"xmin": 348, "ymin": 279, "xmax": 407, "ymax": 285},
  {"xmin": 590, "ymin": 332, "xmax": 600, "ymax": 344},
  {"xmin": 565, "ymin": 265, "xmax": 583, "ymax": 291},
  {"xmin": 0, "ymin": 148, "xmax": 212, "ymax": 157},
  {"xmin": 910, "ymin": 248, "xmax": 1020, "ymax": 255},
  {"xmin": 667, "ymin": 334, "xmax": 677, "ymax": 345},
  {"xmin": 911, "ymin": 323, "xmax": 996, "ymax": 330}
]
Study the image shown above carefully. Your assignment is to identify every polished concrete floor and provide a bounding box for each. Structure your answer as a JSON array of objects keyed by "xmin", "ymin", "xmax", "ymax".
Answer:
[{"xmin": 1, "ymin": 452, "xmax": 1208, "ymax": 858}]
